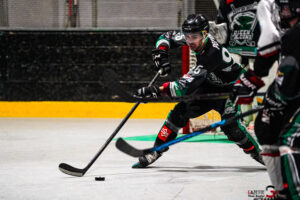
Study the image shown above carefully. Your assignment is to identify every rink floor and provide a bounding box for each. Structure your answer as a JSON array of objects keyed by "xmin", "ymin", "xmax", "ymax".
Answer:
[{"xmin": 0, "ymin": 118, "xmax": 270, "ymax": 200}]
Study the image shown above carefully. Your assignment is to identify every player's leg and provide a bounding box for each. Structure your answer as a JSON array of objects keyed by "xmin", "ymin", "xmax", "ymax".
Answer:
[
  {"xmin": 255, "ymin": 109, "xmax": 288, "ymax": 198},
  {"xmin": 133, "ymin": 100, "xmax": 213, "ymax": 168},
  {"xmin": 279, "ymin": 146, "xmax": 300, "ymax": 200},
  {"xmin": 279, "ymin": 108, "xmax": 300, "ymax": 200},
  {"xmin": 132, "ymin": 116, "xmax": 179, "ymax": 168},
  {"xmin": 261, "ymin": 109, "xmax": 300, "ymax": 200},
  {"xmin": 220, "ymin": 98, "xmax": 264, "ymax": 164}
]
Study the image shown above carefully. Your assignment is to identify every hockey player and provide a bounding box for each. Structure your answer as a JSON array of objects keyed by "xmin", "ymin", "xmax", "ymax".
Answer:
[
  {"xmin": 260, "ymin": 0, "xmax": 300, "ymax": 199},
  {"xmin": 232, "ymin": 0, "xmax": 300, "ymax": 199},
  {"xmin": 231, "ymin": 0, "xmax": 283, "ymax": 105},
  {"xmin": 132, "ymin": 14, "xmax": 263, "ymax": 168},
  {"xmin": 216, "ymin": 0, "xmax": 262, "ymax": 125}
]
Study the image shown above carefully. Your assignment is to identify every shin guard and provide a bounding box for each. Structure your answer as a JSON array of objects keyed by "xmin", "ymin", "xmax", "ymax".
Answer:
[
  {"xmin": 154, "ymin": 120, "xmax": 180, "ymax": 152},
  {"xmin": 262, "ymin": 145, "xmax": 284, "ymax": 191}
]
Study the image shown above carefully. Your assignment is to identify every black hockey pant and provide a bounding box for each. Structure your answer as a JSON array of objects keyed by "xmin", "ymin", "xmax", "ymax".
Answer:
[{"xmin": 154, "ymin": 98, "xmax": 261, "ymax": 154}]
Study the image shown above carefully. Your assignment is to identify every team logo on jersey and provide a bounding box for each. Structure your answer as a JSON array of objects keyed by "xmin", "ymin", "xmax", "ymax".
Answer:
[
  {"xmin": 230, "ymin": 12, "xmax": 256, "ymax": 31},
  {"xmin": 227, "ymin": 3, "xmax": 258, "ymax": 47}
]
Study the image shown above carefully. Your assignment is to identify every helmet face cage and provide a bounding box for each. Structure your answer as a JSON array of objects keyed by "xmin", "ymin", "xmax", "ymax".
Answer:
[{"xmin": 182, "ymin": 14, "xmax": 209, "ymax": 37}]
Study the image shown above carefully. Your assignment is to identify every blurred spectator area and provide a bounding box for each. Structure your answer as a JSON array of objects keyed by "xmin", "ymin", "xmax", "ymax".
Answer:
[
  {"xmin": 0, "ymin": 0, "xmax": 218, "ymax": 29},
  {"xmin": 0, "ymin": 0, "xmax": 218, "ymax": 101},
  {"xmin": 0, "ymin": 30, "xmax": 183, "ymax": 101}
]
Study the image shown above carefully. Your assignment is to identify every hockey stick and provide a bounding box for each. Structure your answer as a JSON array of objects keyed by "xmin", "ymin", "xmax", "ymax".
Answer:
[
  {"xmin": 158, "ymin": 92, "xmax": 265, "ymax": 101},
  {"xmin": 101, "ymin": 68, "xmax": 265, "ymax": 102},
  {"xmin": 58, "ymin": 69, "xmax": 162, "ymax": 177},
  {"xmin": 115, "ymin": 106, "xmax": 263, "ymax": 157}
]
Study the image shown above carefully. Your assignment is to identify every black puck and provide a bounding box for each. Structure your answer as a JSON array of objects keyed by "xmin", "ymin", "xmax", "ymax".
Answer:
[{"xmin": 95, "ymin": 176, "xmax": 105, "ymax": 181}]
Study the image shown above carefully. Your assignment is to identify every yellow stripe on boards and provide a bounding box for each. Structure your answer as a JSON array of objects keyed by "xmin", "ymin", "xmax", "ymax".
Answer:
[
  {"xmin": 0, "ymin": 101, "xmax": 220, "ymax": 120},
  {"xmin": 0, "ymin": 102, "xmax": 173, "ymax": 118}
]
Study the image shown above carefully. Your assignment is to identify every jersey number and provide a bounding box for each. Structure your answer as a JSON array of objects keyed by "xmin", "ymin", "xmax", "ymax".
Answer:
[
  {"xmin": 175, "ymin": 33, "xmax": 184, "ymax": 41},
  {"xmin": 222, "ymin": 47, "xmax": 233, "ymax": 64},
  {"xmin": 192, "ymin": 65, "xmax": 203, "ymax": 74}
]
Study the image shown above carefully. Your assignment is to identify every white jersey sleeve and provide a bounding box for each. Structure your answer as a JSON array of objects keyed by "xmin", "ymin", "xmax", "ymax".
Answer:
[{"xmin": 256, "ymin": 0, "xmax": 282, "ymax": 57}]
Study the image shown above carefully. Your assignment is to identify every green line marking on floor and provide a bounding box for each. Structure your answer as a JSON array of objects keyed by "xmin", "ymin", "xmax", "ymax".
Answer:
[{"xmin": 120, "ymin": 134, "xmax": 234, "ymax": 144}]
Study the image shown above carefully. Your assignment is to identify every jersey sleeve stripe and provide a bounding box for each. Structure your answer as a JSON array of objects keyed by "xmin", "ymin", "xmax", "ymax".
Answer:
[{"xmin": 155, "ymin": 39, "xmax": 170, "ymax": 49}]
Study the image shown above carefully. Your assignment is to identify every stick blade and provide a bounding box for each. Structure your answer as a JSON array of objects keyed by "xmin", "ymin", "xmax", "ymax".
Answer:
[
  {"xmin": 58, "ymin": 163, "xmax": 85, "ymax": 177},
  {"xmin": 116, "ymin": 138, "xmax": 152, "ymax": 157}
]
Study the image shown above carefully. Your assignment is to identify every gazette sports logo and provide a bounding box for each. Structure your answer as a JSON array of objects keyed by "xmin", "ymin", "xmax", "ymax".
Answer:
[
  {"xmin": 248, "ymin": 185, "xmax": 276, "ymax": 199},
  {"xmin": 248, "ymin": 189, "xmax": 264, "ymax": 199}
]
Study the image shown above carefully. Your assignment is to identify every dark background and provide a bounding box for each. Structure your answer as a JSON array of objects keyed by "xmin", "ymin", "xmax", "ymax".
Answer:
[{"xmin": 0, "ymin": 30, "xmax": 183, "ymax": 101}]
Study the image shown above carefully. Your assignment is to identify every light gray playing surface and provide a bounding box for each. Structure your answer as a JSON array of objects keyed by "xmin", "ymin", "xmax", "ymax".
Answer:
[{"xmin": 0, "ymin": 118, "xmax": 270, "ymax": 200}]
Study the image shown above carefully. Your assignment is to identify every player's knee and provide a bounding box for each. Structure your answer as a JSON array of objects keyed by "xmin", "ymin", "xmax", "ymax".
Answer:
[
  {"xmin": 221, "ymin": 123, "xmax": 246, "ymax": 143},
  {"xmin": 261, "ymin": 145, "xmax": 281, "ymax": 172},
  {"xmin": 279, "ymin": 145, "xmax": 300, "ymax": 156},
  {"xmin": 254, "ymin": 113, "xmax": 278, "ymax": 145},
  {"xmin": 261, "ymin": 145, "xmax": 280, "ymax": 156}
]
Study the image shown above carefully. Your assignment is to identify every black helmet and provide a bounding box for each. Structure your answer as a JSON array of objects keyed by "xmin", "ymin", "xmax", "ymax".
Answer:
[{"xmin": 182, "ymin": 14, "xmax": 209, "ymax": 34}]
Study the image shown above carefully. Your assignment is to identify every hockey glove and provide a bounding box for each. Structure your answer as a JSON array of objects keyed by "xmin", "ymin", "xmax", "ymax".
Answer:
[
  {"xmin": 263, "ymin": 86, "xmax": 287, "ymax": 115},
  {"xmin": 152, "ymin": 49, "xmax": 171, "ymax": 76},
  {"xmin": 134, "ymin": 85, "xmax": 161, "ymax": 99},
  {"xmin": 231, "ymin": 69, "xmax": 265, "ymax": 105}
]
